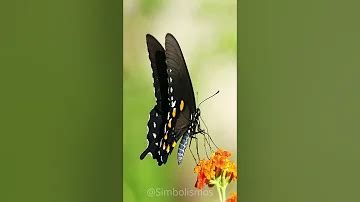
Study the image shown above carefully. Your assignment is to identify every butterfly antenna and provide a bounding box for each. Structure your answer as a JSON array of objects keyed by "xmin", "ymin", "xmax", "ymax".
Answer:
[{"xmin": 198, "ymin": 90, "xmax": 220, "ymax": 107}]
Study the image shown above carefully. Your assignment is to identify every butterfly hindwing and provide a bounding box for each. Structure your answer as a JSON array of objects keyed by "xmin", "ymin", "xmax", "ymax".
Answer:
[
  {"xmin": 140, "ymin": 107, "xmax": 163, "ymax": 162},
  {"xmin": 158, "ymin": 101, "xmax": 183, "ymax": 164},
  {"xmin": 140, "ymin": 35, "xmax": 169, "ymax": 165},
  {"xmin": 146, "ymin": 34, "xmax": 169, "ymax": 113}
]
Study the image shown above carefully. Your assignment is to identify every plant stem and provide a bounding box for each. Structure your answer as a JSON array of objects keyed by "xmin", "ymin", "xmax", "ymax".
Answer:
[
  {"xmin": 221, "ymin": 186, "xmax": 226, "ymax": 202},
  {"xmin": 214, "ymin": 170, "xmax": 231, "ymax": 202},
  {"xmin": 220, "ymin": 170, "xmax": 229, "ymax": 202},
  {"xmin": 216, "ymin": 185, "xmax": 223, "ymax": 202}
]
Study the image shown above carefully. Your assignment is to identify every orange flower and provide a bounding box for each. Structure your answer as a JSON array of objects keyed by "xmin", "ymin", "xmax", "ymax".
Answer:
[
  {"xmin": 226, "ymin": 192, "xmax": 237, "ymax": 202},
  {"xmin": 194, "ymin": 160, "xmax": 208, "ymax": 189},
  {"xmin": 195, "ymin": 171, "xmax": 207, "ymax": 189},
  {"xmin": 214, "ymin": 149, "xmax": 231, "ymax": 158},
  {"xmin": 227, "ymin": 161, "xmax": 237, "ymax": 182}
]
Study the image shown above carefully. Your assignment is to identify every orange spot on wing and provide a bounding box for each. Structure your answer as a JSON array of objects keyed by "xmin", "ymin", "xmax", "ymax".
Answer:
[
  {"xmin": 168, "ymin": 118, "xmax": 172, "ymax": 128},
  {"xmin": 180, "ymin": 100, "xmax": 185, "ymax": 111},
  {"xmin": 172, "ymin": 108, "xmax": 176, "ymax": 117}
]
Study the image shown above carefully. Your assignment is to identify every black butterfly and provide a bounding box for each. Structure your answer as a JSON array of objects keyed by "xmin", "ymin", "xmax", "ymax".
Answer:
[{"xmin": 139, "ymin": 33, "xmax": 203, "ymax": 166}]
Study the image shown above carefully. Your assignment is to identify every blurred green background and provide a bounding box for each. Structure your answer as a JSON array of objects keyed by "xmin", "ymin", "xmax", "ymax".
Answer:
[
  {"xmin": 0, "ymin": 0, "xmax": 121, "ymax": 202},
  {"xmin": 123, "ymin": 0, "xmax": 237, "ymax": 202},
  {"xmin": 238, "ymin": 0, "xmax": 360, "ymax": 201}
]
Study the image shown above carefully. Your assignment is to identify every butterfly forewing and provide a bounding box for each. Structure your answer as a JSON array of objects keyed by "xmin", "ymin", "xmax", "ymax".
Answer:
[
  {"xmin": 157, "ymin": 34, "xmax": 198, "ymax": 164},
  {"xmin": 165, "ymin": 34, "xmax": 196, "ymax": 112}
]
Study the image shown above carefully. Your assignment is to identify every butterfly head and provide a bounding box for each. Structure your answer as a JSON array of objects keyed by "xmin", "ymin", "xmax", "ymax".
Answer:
[
  {"xmin": 192, "ymin": 108, "xmax": 200, "ymax": 122},
  {"xmin": 195, "ymin": 108, "xmax": 200, "ymax": 117}
]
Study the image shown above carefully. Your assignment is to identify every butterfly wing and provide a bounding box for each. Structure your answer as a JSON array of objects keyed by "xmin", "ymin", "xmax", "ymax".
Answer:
[
  {"xmin": 140, "ymin": 34, "xmax": 170, "ymax": 165},
  {"xmin": 146, "ymin": 34, "xmax": 169, "ymax": 113},
  {"xmin": 157, "ymin": 33, "xmax": 197, "ymax": 164}
]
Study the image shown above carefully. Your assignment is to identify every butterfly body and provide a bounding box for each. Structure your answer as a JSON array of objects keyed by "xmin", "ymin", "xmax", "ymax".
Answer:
[
  {"xmin": 140, "ymin": 33, "xmax": 199, "ymax": 166},
  {"xmin": 177, "ymin": 108, "xmax": 201, "ymax": 164}
]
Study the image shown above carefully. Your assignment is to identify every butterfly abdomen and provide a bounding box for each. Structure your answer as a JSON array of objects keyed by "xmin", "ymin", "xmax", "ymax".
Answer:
[{"xmin": 177, "ymin": 131, "xmax": 190, "ymax": 164}]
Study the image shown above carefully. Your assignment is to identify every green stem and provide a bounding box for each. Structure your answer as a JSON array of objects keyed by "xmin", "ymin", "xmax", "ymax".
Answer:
[
  {"xmin": 221, "ymin": 170, "xmax": 229, "ymax": 202},
  {"xmin": 221, "ymin": 186, "xmax": 227, "ymax": 201},
  {"xmin": 216, "ymin": 184, "xmax": 223, "ymax": 202},
  {"xmin": 213, "ymin": 170, "xmax": 231, "ymax": 202}
]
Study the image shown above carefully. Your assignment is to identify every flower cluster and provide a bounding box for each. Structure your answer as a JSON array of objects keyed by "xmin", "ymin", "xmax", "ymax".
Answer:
[
  {"xmin": 194, "ymin": 149, "xmax": 237, "ymax": 189},
  {"xmin": 194, "ymin": 149, "xmax": 237, "ymax": 202}
]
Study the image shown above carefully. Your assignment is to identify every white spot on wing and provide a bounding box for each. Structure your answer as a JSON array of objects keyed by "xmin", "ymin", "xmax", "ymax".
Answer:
[
  {"xmin": 170, "ymin": 87, "xmax": 173, "ymax": 93},
  {"xmin": 152, "ymin": 133, "xmax": 156, "ymax": 138},
  {"xmin": 171, "ymin": 100, "xmax": 176, "ymax": 107},
  {"xmin": 153, "ymin": 122, "xmax": 156, "ymax": 128}
]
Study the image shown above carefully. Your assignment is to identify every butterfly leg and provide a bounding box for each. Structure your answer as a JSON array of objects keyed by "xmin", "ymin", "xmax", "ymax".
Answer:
[
  {"xmin": 193, "ymin": 129, "xmax": 212, "ymax": 159},
  {"xmin": 194, "ymin": 137, "xmax": 201, "ymax": 162},
  {"xmin": 201, "ymin": 131, "xmax": 210, "ymax": 159},
  {"xmin": 202, "ymin": 130, "xmax": 214, "ymax": 156},
  {"xmin": 189, "ymin": 136, "xmax": 201, "ymax": 163},
  {"xmin": 195, "ymin": 120, "xmax": 215, "ymax": 154},
  {"xmin": 199, "ymin": 116, "xmax": 219, "ymax": 151},
  {"xmin": 188, "ymin": 137, "xmax": 198, "ymax": 163}
]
